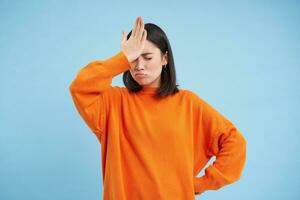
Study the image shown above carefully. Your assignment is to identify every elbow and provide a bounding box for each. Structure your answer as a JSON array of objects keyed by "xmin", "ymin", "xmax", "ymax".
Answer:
[
  {"xmin": 228, "ymin": 132, "xmax": 247, "ymax": 184},
  {"xmin": 240, "ymin": 133, "xmax": 247, "ymax": 157},
  {"xmin": 69, "ymin": 80, "xmax": 76, "ymax": 93},
  {"xmin": 69, "ymin": 83, "xmax": 74, "ymax": 93},
  {"xmin": 69, "ymin": 80, "xmax": 77, "ymax": 94},
  {"xmin": 236, "ymin": 134, "xmax": 247, "ymax": 181}
]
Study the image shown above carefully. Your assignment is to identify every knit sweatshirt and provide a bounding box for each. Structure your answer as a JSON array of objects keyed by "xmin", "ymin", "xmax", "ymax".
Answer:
[{"xmin": 69, "ymin": 51, "xmax": 247, "ymax": 200}]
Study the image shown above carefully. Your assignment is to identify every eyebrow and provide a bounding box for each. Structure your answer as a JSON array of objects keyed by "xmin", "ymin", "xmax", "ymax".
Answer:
[{"xmin": 141, "ymin": 52, "xmax": 153, "ymax": 56}]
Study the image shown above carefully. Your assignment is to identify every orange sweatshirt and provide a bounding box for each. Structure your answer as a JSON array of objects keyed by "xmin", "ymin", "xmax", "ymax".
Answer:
[{"xmin": 69, "ymin": 51, "xmax": 247, "ymax": 200}]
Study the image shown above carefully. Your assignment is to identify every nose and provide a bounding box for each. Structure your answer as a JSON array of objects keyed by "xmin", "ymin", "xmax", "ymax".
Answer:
[{"xmin": 135, "ymin": 57, "xmax": 145, "ymax": 70}]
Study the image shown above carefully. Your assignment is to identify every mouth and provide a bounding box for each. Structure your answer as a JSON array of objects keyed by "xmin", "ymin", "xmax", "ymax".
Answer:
[{"xmin": 135, "ymin": 73, "xmax": 147, "ymax": 78}]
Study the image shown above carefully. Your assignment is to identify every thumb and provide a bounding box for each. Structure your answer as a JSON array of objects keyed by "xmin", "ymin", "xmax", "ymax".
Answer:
[{"xmin": 121, "ymin": 31, "xmax": 127, "ymax": 43}]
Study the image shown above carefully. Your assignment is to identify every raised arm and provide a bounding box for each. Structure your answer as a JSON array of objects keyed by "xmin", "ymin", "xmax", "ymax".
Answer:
[
  {"xmin": 69, "ymin": 16, "xmax": 147, "ymax": 142},
  {"xmin": 69, "ymin": 51, "xmax": 130, "ymax": 141}
]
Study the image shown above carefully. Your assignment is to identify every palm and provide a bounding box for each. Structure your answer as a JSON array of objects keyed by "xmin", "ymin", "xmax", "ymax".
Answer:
[{"xmin": 121, "ymin": 16, "xmax": 147, "ymax": 63}]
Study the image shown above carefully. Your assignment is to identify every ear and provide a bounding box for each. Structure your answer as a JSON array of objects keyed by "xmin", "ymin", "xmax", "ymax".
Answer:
[{"xmin": 162, "ymin": 51, "xmax": 169, "ymax": 65}]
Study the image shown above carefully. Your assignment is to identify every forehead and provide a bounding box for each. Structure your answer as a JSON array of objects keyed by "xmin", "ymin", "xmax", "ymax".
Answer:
[{"xmin": 142, "ymin": 40, "xmax": 160, "ymax": 54}]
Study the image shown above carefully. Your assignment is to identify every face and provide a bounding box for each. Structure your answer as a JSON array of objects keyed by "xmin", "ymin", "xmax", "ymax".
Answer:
[{"xmin": 129, "ymin": 40, "xmax": 168, "ymax": 88}]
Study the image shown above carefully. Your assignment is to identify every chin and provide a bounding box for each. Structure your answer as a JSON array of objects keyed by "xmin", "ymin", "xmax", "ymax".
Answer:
[
  {"xmin": 135, "ymin": 79, "xmax": 150, "ymax": 86},
  {"xmin": 137, "ymin": 82, "xmax": 149, "ymax": 86}
]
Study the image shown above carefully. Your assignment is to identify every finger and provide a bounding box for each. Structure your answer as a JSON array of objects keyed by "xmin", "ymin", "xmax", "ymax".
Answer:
[
  {"xmin": 137, "ymin": 17, "xmax": 144, "ymax": 40},
  {"xmin": 136, "ymin": 16, "xmax": 143, "ymax": 38},
  {"xmin": 133, "ymin": 17, "xmax": 140, "ymax": 37},
  {"xmin": 132, "ymin": 17, "xmax": 138, "ymax": 37},
  {"xmin": 121, "ymin": 31, "xmax": 127, "ymax": 43},
  {"xmin": 141, "ymin": 29, "xmax": 147, "ymax": 42}
]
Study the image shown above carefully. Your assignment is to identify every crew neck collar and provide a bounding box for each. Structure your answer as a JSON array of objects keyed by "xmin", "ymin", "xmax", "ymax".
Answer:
[{"xmin": 139, "ymin": 86, "xmax": 159, "ymax": 94}]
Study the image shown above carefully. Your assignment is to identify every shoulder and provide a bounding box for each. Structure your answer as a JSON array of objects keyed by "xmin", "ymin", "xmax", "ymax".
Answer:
[
  {"xmin": 179, "ymin": 89, "xmax": 204, "ymax": 103},
  {"xmin": 99, "ymin": 86, "xmax": 125, "ymax": 101},
  {"xmin": 179, "ymin": 89, "xmax": 220, "ymax": 114}
]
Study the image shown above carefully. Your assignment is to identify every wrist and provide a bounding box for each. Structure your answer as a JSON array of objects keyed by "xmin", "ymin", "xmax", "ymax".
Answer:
[{"xmin": 121, "ymin": 50, "xmax": 134, "ymax": 63}]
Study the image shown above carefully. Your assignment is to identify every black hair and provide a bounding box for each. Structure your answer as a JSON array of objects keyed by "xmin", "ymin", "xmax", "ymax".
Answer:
[{"xmin": 122, "ymin": 23, "xmax": 180, "ymax": 97}]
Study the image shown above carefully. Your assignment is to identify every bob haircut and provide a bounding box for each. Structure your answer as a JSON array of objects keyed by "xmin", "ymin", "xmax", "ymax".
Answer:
[{"xmin": 122, "ymin": 23, "xmax": 180, "ymax": 97}]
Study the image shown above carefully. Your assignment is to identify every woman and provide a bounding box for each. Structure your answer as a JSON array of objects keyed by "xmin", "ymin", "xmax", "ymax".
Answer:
[{"xmin": 69, "ymin": 16, "xmax": 247, "ymax": 200}]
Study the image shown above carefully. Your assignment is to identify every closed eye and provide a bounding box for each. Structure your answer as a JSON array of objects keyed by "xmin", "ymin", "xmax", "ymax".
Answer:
[{"xmin": 145, "ymin": 57, "xmax": 152, "ymax": 60}]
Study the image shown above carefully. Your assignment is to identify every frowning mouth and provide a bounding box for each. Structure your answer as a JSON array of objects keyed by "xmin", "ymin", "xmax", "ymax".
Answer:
[{"xmin": 135, "ymin": 73, "xmax": 147, "ymax": 77}]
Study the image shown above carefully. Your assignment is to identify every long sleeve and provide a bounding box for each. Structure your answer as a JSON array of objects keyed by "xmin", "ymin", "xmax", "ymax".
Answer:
[
  {"xmin": 69, "ymin": 51, "xmax": 131, "ymax": 142},
  {"xmin": 194, "ymin": 97, "xmax": 247, "ymax": 194}
]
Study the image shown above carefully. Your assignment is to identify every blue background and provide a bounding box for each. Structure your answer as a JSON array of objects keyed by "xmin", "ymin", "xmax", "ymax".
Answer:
[{"xmin": 1, "ymin": 0, "xmax": 299, "ymax": 199}]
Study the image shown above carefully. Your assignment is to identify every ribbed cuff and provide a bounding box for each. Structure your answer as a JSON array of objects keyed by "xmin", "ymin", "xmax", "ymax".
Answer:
[{"xmin": 194, "ymin": 176, "xmax": 209, "ymax": 194}]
